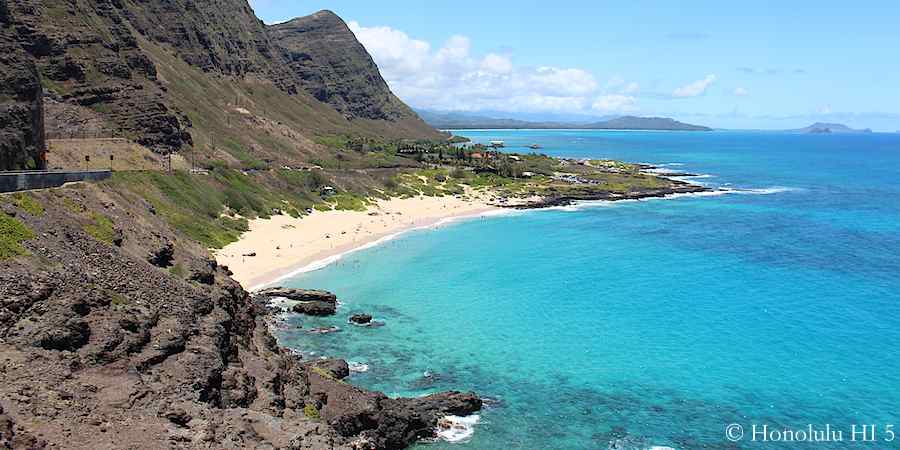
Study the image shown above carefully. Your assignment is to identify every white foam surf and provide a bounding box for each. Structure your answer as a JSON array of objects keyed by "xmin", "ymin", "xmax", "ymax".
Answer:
[
  {"xmin": 434, "ymin": 415, "xmax": 480, "ymax": 443},
  {"xmin": 550, "ymin": 185, "xmax": 799, "ymax": 211},
  {"xmin": 726, "ymin": 186, "xmax": 799, "ymax": 195},
  {"xmin": 348, "ymin": 361, "xmax": 369, "ymax": 373}
]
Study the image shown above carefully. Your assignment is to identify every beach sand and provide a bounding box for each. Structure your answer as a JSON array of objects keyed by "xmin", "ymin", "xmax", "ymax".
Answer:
[{"xmin": 215, "ymin": 194, "xmax": 501, "ymax": 290}]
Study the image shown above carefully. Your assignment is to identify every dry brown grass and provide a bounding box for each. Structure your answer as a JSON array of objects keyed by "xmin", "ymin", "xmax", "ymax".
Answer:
[{"xmin": 46, "ymin": 138, "xmax": 189, "ymax": 171}]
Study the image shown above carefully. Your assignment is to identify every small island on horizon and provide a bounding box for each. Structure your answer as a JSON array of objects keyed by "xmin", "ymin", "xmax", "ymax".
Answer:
[{"xmin": 791, "ymin": 122, "xmax": 873, "ymax": 134}]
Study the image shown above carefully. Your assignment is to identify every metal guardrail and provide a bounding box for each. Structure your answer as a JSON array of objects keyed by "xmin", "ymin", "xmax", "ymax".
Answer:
[{"xmin": 0, "ymin": 170, "xmax": 112, "ymax": 193}]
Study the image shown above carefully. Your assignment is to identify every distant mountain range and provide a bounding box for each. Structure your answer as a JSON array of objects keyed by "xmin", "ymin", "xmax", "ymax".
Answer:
[
  {"xmin": 589, "ymin": 116, "xmax": 711, "ymax": 131},
  {"xmin": 418, "ymin": 110, "xmax": 713, "ymax": 131},
  {"xmin": 790, "ymin": 123, "xmax": 873, "ymax": 134}
]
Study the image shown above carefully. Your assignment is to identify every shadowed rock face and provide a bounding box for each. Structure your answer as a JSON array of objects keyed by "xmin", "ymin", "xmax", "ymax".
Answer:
[
  {"xmin": 3, "ymin": 0, "xmax": 192, "ymax": 153},
  {"xmin": 269, "ymin": 10, "xmax": 421, "ymax": 122},
  {"xmin": 0, "ymin": 3, "xmax": 45, "ymax": 171}
]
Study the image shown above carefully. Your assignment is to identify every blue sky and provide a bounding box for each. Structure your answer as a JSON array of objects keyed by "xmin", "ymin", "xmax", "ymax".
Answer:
[{"xmin": 249, "ymin": 1, "xmax": 900, "ymax": 130}]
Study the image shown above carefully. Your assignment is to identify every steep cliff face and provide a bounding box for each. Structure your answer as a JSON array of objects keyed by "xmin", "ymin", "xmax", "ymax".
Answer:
[
  {"xmin": 1, "ymin": 0, "xmax": 438, "ymax": 161},
  {"xmin": 118, "ymin": 0, "xmax": 296, "ymax": 90},
  {"xmin": 0, "ymin": 1, "xmax": 45, "ymax": 171},
  {"xmin": 4, "ymin": 0, "xmax": 192, "ymax": 152},
  {"xmin": 269, "ymin": 11, "xmax": 423, "ymax": 123}
]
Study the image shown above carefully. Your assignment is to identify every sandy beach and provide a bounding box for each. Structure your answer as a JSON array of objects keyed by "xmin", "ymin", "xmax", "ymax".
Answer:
[{"xmin": 215, "ymin": 194, "xmax": 501, "ymax": 290}]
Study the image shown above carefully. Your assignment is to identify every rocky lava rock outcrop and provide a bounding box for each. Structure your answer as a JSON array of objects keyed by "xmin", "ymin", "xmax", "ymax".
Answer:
[
  {"xmin": 349, "ymin": 314, "xmax": 373, "ymax": 325},
  {"xmin": 256, "ymin": 287, "xmax": 340, "ymax": 316},
  {"xmin": 0, "ymin": 184, "xmax": 480, "ymax": 449}
]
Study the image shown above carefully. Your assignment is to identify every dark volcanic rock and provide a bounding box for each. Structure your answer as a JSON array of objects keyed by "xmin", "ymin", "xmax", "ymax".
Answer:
[
  {"xmin": 0, "ymin": 15, "xmax": 45, "ymax": 171},
  {"xmin": 311, "ymin": 358, "xmax": 350, "ymax": 380},
  {"xmin": 189, "ymin": 258, "xmax": 217, "ymax": 285},
  {"xmin": 163, "ymin": 407, "xmax": 192, "ymax": 427},
  {"xmin": 148, "ymin": 240, "xmax": 175, "ymax": 267},
  {"xmin": 256, "ymin": 287, "xmax": 339, "ymax": 316},
  {"xmin": 293, "ymin": 300, "xmax": 338, "ymax": 316},
  {"xmin": 308, "ymin": 366, "xmax": 482, "ymax": 449},
  {"xmin": 256, "ymin": 287, "xmax": 337, "ymax": 303},
  {"xmin": 510, "ymin": 181, "xmax": 710, "ymax": 210},
  {"xmin": 349, "ymin": 314, "xmax": 373, "ymax": 325}
]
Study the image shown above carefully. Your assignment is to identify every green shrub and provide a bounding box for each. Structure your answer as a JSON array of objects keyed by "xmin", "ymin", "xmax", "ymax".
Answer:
[
  {"xmin": 303, "ymin": 404, "xmax": 321, "ymax": 420},
  {"xmin": 313, "ymin": 134, "xmax": 350, "ymax": 150},
  {"xmin": 331, "ymin": 193, "xmax": 368, "ymax": 212},
  {"xmin": 61, "ymin": 196, "xmax": 86, "ymax": 213},
  {"xmin": 0, "ymin": 213, "xmax": 35, "ymax": 259},
  {"xmin": 109, "ymin": 292, "xmax": 129, "ymax": 307},
  {"xmin": 85, "ymin": 212, "xmax": 116, "ymax": 244},
  {"xmin": 12, "ymin": 193, "xmax": 44, "ymax": 216}
]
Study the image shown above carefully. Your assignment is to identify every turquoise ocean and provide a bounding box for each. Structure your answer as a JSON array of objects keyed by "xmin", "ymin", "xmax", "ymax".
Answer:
[{"xmin": 277, "ymin": 130, "xmax": 900, "ymax": 449}]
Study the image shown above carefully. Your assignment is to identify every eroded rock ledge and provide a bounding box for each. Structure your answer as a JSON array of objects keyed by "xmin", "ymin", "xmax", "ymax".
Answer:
[
  {"xmin": 0, "ymin": 185, "xmax": 481, "ymax": 449},
  {"xmin": 256, "ymin": 288, "xmax": 340, "ymax": 316}
]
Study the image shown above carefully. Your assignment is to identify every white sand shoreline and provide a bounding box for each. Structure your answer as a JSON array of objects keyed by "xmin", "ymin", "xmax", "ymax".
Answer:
[
  {"xmin": 214, "ymin": 177, "xmax": 727, "ymax": 291},
  {"xmin": 249, "ymin": 207, "xmax": 510, "ymax": 291},
  {"xmin": 214, "ymin": 194, "xmax": 503, "ymax": 291}
]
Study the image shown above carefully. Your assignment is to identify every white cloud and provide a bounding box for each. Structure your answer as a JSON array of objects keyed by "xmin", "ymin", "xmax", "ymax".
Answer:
[
  {"xmin": 347, "ymin": 22, "xmax": 431, "ymax": 77},
  {"xmin": 348, "ymin": 21, "xmax": 600, "ymax": 113},
  {"xmin": 480, "ymin": 53, "xmax": 513, "ymax": 74},
  {"xmin": 734, "ymin": 87, "xmax": 749, "ymax": 96},
  {"xmin": 592, "ymin": 95, "xmax": 638, "ymax": 113},
  {"xmin": 817, "ymin": 105, "xmax": 833, "ymax": 114},
  {"xmin": 673, "ymin": 74, "xmax": 718, "ymax": 98},
  {"xmin": 624, "ymin": 82, "xmax": 640, "ymax": 94}
]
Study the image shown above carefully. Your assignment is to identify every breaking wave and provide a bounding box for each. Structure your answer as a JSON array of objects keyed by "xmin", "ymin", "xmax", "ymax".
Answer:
[{"xmin": 434, "ymin": 415, "xmax": 480, "ymax": 443}]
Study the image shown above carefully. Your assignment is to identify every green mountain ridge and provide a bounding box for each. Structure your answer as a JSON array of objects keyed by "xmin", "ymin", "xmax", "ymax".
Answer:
[
  {"xmin": 269, "ymin": 11, "xmax": 420, "ymax": 123},
  {"xmin": 0, "ymin": 0, "xmax": 439, "ymax": 171}
]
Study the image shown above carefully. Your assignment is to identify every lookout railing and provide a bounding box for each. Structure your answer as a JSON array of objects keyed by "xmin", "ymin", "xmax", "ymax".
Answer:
[{"xmin": 0, "ymin": 170, "xmax": 112, "ymax": 193}]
